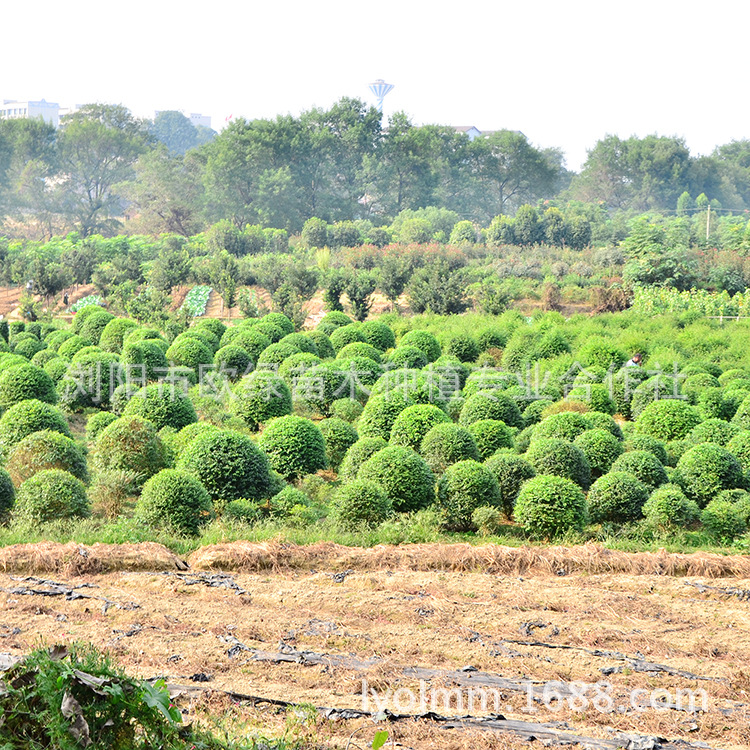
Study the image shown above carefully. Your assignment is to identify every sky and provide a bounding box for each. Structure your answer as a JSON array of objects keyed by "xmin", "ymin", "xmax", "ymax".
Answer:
[{"xmin": 2, "ymin": 0, "xmax": 748, "ymax": 170}]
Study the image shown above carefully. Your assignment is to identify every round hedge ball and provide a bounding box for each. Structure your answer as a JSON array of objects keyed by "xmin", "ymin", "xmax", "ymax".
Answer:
[
  {"xmin": 0, "ymin": 363, "xmax": 58, "ymax": 410},
  {"xmin": 165, "ymin": 335, "xmax": 214, "ymax": 373},
  {"xmin": 329, "ymin": 324, "xmax": 366, "ymax": 353},
  {"xmin": 623, "ymin": 434, "xmax": 668, "ymax": 465},
  {"xmin": 7, "ymin": 430, "xmax": 88, "ymax": 486},
  {"xmin": 258, "ymin": 415, "xmax": 328, "ymax": 480},
  {"xmin": 436, "ymin": 459, "xmax": 501, "ymax": 531},
  {"xmin": 466, "ymin": 419, "xmax": 514, "ymax": 461},
  {"xmin": 331, "ymin": 479, "xmax": 392, "ymax": 530},
  {"xmin": 330, "ymin": 398, "xmax": 363, "ymax": 423},
  {"xmin": 338, "ymin": 437, "xmax": 388, "ymax": 482},
  {"xmin": 336, "ymin": 342, "xmax": 382, "ymax": 364},
  {"xmin": 358, "ymin": 445, "xmax": 435, "ymax": 512},
  {"xmin": 389, "ymin": 404, "xmax": 451, "ymax": 452},
  {"xmin": 386, "ymin": 345, "xmax": 428, "ymax": 370},
  {"xmin": 701, "ymin": 499, "xmax": 747, "ymax": 541},
  {"xmin": 92, "ymin": 415, "xmax": 168, "ymax": 483},
  {"xmin": 260, "ymin": 312, "xmax": 295, "ymax": 338},
  {"xmin": 587, "ymin": 472, "xmax": 650, "ymax": 524},
  {"xmin": 445, "ymin": 335, "xmax": 479, "ymax": 363},
  {"xmin": 85, "ymin": 411, "xmax": 119, "ymax": 443},
  {"xmin": 459, "ymin": 391, "xmax": 523, "ymax": 429},
  {"xmin": 573, "ymin": 429, "xmax": 623, "ymax": 478},
  {"xmin": 318, "ymin": 417, "xmax": 359, "ymax": 470},
  {"xmin": 120, "ymin": 341, "xmax": 168, "ymax": 382},
  {"xmin": 609, "ymin": 450, "xmax": 667, "ymax": 489},
  {"xmin": 643, "ymin": 484, "xmax": 700, "ymax": 531},
  {"xmin": 78, "ymin": 310, "xmax": 115, "ymax": 345},
  {"xmin": 231, "ymin": 371, "xmax": 292, "ymax": 429},
  {"xmin": 534, "ymin": 412, "xmax": 590, "ymax": 442},
  {"xmin": 727, "ymin": 430, "xmax": 750, "ymax": 471},
  {"xmin": 0, "ymin": 399, "xmax": 70, "ymax": 451},
  {"xmin": 358, "ymin": 392, "xmax": 414, "ymax": 440},
  {"xmin": 513, "ymin": 475, "xmax": 587, "ymax": 539},
  {"xmin": 220, "ymin": 328, "xmax": 271, "ymax": 363},
  {"xmin": 636, "ymin": 399, "xmax": 702, "ymax": 441},
  {"xmin": 178, "ymin": 430, "xmax": 273, "ymax": 508},
  {"xmin": 0, "ymin": 467, "xmax": 14, "ymax": 518},
  {"xmin": 359, "ymin": 321, "xmax": 395, "ymax": 352},
  {"xmin": 584, "ymin": 411, "xmax": 624, "ymax": 439},
  {"xmin": 121, "ymin": 383, "xmax": 198, "ymax": 431},
  {"xmin": 98, "ymin": 318, "xmax": 139, "ymax": 353},
  {"xmin": 420, "ymin": 423, "xmax": 480, "ymax": 474},
  {"xmin": 525, "ymin": 438, "xmax": 591, "ymax": 489},
  {"xmin": 484, "ymin": 450, "xmax": 536, "ymax": 517},
  {"xmin": 686, "ymin": 418, "xmax": 741, "ymax": 447},
  {"xmin": 676, "ymin": 443, "xmax": 744, "ymax": 507},
  {"xmin": 135, "ymin": 469, "xmax": 213, "ymax": 535},
  {"xmin": 399, "ymin": 330, "xmax": 441, "ymax": 362},
  {"xmin": 13, "ymin": 469, "xmax": 90, "ymax": 524}
]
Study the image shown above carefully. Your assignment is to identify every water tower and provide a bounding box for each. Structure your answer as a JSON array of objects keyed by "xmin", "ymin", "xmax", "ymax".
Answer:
[{"xmin": 369, "ymin": 79, "xmax": 394, "ymax": 113}]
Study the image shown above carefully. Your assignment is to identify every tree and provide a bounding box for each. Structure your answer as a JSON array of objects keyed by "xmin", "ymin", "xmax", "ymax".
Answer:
[
  {"xmin": 209, "ymin": 251, "xmax": 239, "ymax": 314},
  {"xmin": 56, "ymin": 104, "xmax": 150, "ymax": 236},
  {"xmin": 345, "ymin": 270, "xmax": 376, "ymax": 321},
  {"xmin": 148, "ymin": 235, "xmax": 192, "ymax": 292},
  {"xmin": 378, "ymin": 254, "xmax": 411, "ymax": 308},
  {"xmin": 407, "ymin": 260, "xmax": 468, "ymax": 314},
  {"xmin": 150, "ymin": 111, "xmax": 199, "ymax": 154}
]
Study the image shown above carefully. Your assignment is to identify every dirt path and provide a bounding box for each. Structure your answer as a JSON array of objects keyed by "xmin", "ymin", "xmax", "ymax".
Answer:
[{"xmin": 1, "ymin": 545, "xmax": 748, "ymax": 748}]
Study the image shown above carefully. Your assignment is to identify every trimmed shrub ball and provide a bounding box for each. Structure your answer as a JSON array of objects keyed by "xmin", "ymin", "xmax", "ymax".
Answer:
[
  {"xmin": 178, "ymin": 430, "xmax": 273, "ymax": 508},
  {"xmin": 445, "ymin": 335, "xmax": 479, "ymax": 363},
  {"xmin": 7, "ymin": 430, "xmax": 88, "ymax": 486},
  {"xmin": 386, "ymin": 345, "xmax": 428, "ymax": 370},
  {"xmin": 686, "ymin": 418, "xmax": 741, "ymax": 447},
  {"xmin": 643, "ymin": 484, "xmax": 700, "ymax": 531},
  {"xmin": 534, "ymin": 412, "xmax": 590, "ymax": 442},
  {"xmin": 389, "ymin": 404, "xmax": 451, "ymax": 452},
  {"xmin": 567, "ymin": 384, "xmax": 617, "ymax": 415},
  {"xmin": 573, "ymin": 429, "xmax": 623, "ymax": 478},
  {"xmin": 514, "ymin": 475, "xmax": 587, "ymax": 539},
  {"xmin": 525, "ymin": 438, "xmax": 591, "ymax": 489},
  {"xmin": 399, "ymin": 330, "xmax": 441, "ymax": 362},
  {"xmin": 92, "ymin": 415, "xmax": 167, "ymax": 483},
  {"xmin": 98, "ymin": 318, "xmax": 139, "ymax": 353},
  {"xmin": 358, "ymin": 445, "xmax": 436, "ymax": 512},
  {"xmin": 522, "ymin": 399, "xmax": 555, "ymax": 426},
  {"xmin": 727, "ymin": 431, "xmax": 750, "ymax": 471},
  {"xmin": 609, "ymin": 450, "xmax": 667, "ymax": 489},
  {"xmin": 623, "ymin": 434, "xmax": 668, "ymax": 465},
  {"xmin": 436, "ymin": 459, "xmax": 501, "ymax": 531},
  {"xmin": 701, "ymin": 499, "xmax": 747, "ymax": 541},
  {"xmin": 278, "ymin": 352, "xmax": 323, "ymax": 384},
  {"xmin": 135, "ymin": 469, "xmax": 213, "ymax": 535},
  {"xmin": 220, "ymin": 328, "xmax": 272, "ymax": 363},
  {"xmin": 166, "ymin": 422, "xmax": 221, "ymax": 461},
  {"xmin": 304, "ymin": 330, "xmax": 335, "ymax": 359},
  {"xmin": 358, "ymin": 392, "xmax": 414, "ymax": 440},
  {"xmin": 459, "ymin": 391, "xmax": 523, "ymax": 429},
  {"xmin": 85, "ymin": 411, "xmax": 119, "ymax": 443},
  {"xmin": 359, "ymin": 321, "xmax": 396, "ymax": 352},
  {"xmin": 577, "ymin": 341, "xmax": 627, "ymax": 371},
  {"xmin": 258, "ymin": 415, "xmax": 328, "ymax": 480},
  {"xmin": 338, "ymin": 437, "xmax": 388, "ymax": 482},
  {"xmin": 291, "ymin": 363, "xmax": 345, "ymax": 416},
  {"xmin": 329, "ymin": 324, "xmax": 366, "ymax": 353},
  {"xmin": 336, "ymin": 341, "xmax": 382, "ymax": 364},
  {"xmin": 317, "ymin": 311, "xmax": 352, "ymax": 332},
  {"xmin": 260, "ymin": 312, "xmax": 295, "ymax": 337},
  {"xmin": 330, "ymin": 398, "xmax": 363, "ymax": 423},
  {"xmin": 484, "ymin": 450, "xmax": 536, "ymax": 517},
  {"xmin": 0, "ymin": 467, "xmax": 14, "ymax": 519},
  {"xmin": 121, "ymin": 383, "xmax": 197, "ymax": 431},
  {"xmin": 420, "ymin": 423, "xmax": 480, "ymax": 474},
  {"xmin": 635, "ymin": 399, "xmax": 702, "ymax": 442},
  {"xmin": 676, "ymin": 443, "xmax": 744, "ymax": 506},
  {"xmin": 0, "ymin": 364, "xmax": 57, "ymax": 410},
  {"xmin": 476, "ymin": 328, "xmax": 508, "ymax": 352},
  {"xmin": 0, "ymin": 399, "xmax": 70, "ymax": 451},
  {"xmin": 371, "ymin": 369, "xmax": 450, "ymax": 409},
  {"xmin": 318, "ymin": 417, "xmax": 359, "ymax": 470},
  {"xmin": 629, "ymin": 375, "xmax": 679, "ymax": 419},
  {"xmin": 120, "ymin": 341, "xmax": 168, "ymax": 382},
  {"xmin": 13, "ymin": 338, "xmax": 45, "ymax": 359},
  {"xmin": 13, "ymin": 469, "xmax": 89, "ymax": 524},
  {"xmin": 587, "ymin": 472, "xmax": 649, "ymax": 524},
  {"xmin": 280, "ymin": 332, "xmax": 318, "ymax": 355},
  {"xmin": 467, "ymin": 419, "xmax": 514, "ymax": 460},
  {"xmin": 78, "ymin": 310, "xmax": 115, "ymax": 346},
  {"xmin": 165, "ymin": 335, "xmax": 213, "ymax": 372},
  {"xmin": 330, "ymin": 479, "xmax": 392, "ymax": 530},
  {"xmin": 463, "ymin": 369, "xmax": 517, "ymax": 399},
  {"xmin": 57, "ymin": 335, "xmax": 92, "ymax": 360},
  {"xmin": 431, "ymin": 356, "xmax": 470, "ymax": 390},
  {"xmin": 231, "ymin": 371, "xmax": 292, "ymax": 429},
  {"xmin": 256, "ymin": 342, "xmax": 302, "ymax": 369}
]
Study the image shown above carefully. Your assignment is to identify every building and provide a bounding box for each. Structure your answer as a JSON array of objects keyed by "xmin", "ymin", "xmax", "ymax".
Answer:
[
  {"xmin": 453, "ymin": 125, "xmax": 483, "ymax": 141},
  {"xmin": 0, "ymin": 99, "xmax": 60, "ymax": 127},
  {"xmin": 188, "ymin": 113, "xmax": 211, "ymax": 129}
]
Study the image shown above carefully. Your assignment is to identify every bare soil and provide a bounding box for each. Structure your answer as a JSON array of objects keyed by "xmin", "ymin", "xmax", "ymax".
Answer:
[{"xmin": 1, "ymin": 542, "xmax": 749, "ymax": 748}]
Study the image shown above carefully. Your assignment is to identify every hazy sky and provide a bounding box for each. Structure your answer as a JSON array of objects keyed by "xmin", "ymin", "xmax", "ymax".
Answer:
[{"xmin": 3, "ymin": 0, "xmax": 748, "ymax": 170}]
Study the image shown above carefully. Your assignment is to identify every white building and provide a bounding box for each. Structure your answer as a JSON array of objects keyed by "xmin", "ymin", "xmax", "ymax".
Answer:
[
  {"xmin": 189, "ymin": 113, "xmax": 211, "ymax": 129},
  {"xmin": 0, "ymin": 99, "xmax": 60, "ymax": 127}
]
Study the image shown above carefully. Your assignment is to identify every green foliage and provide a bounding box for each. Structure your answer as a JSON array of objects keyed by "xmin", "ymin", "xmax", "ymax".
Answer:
[
  {"xmin": 389, "ymin": 403, "xmax": 451, "ymax": 451},
  {"xmin": 727, "ymin": 430, "xmax": 750, "ymax": 471},
  {"xmin": 0, "ymin": 468, "xmax": 15, "ymax": 519},
  {"xmin": 624, "ymin": 433, "xmax": 668, "ymax": 464},
  {"xmin": 121, "ymin": 383, "xmax": 198, "ymax": 431},
  {"xmin": 331, "ymin": 479, "xmax": 392, "ymax": 530},
  {"xmin": 213, "ymin": 345, "xmax": 251, "ymax": 381},
  {"xmin": 636, "ymin": 399, "xmax": 702, "ymax": 441},
  {"xmin": 436, "ymin": 460, "xmax": 501, "ymax": 531},
  {"xmin": 420, "ymin": 423, "xmax": 480, "ymax": 474},
  {"xmin": 407, "ymin": 260, "xmax": 468, "ymax": 315},
  {"xmin": 329, "ymin": 324, "xmax": 366, "ymax": 353},
  {"xmin": 358, "ymin": 392, "xmax": 413, "ymax": 440},
  {"xmin": 7, "ymin": 430, "xmax": 88, "ymax": 485},
  {"xmin": 643, "ymin": 484, "xmax": 700, "ymax": 531},
  {"xmin": 445, "ymin": 334, "xmax": 479, "ymax": 363},
  {"xmin": 98, "ymin": 317, "xmax": 139, "ymax": 353},
  {"xmin": 0, "ymin": 363, "xmax": 57, "ymax": 409},
  {"xmin": 304, "ymin": 329, "xmax": 335, "ymax": 359},
  {"xmin": 573, "ymin": 429, "xmax": 623, "ymax": 477},
  {"xmin": 483, "ymin": 450, "xmax": 536, "ymax": 517},
  {"xmin": 86, "ymin": 411, "xmax": 119, "ymax": 442},
  {"xmin": 701, "ymin": 498, "xmax": 747, "ymax": 541},
  {"xmin": 177, "ymin": 430, "xmax": 272, "ymax": 508},
  {"xmin": 459, "ymin": 391, "xmax": 523, "ymax": 429},
  {"xmin": 687, "ymin": 418, "xmax": 741, "ymax": 447},
  {"xmin": 577, "ymin": 341, "xmax": 627, "ymax": 371},
  {"xmin": 318, "ymin": 417, "xmax": 359, "ymax": 470},
  {"xmin": 165, "ymin": 335, "xmax": 213, "ymax": 372},
  {"xmin": 386, "ymin": 345, "xmax": 428, "ymax": 370},
  {"xmin": 258, "ymin": 415, "xmax": 328, "ymax": 480},
  {"xmin": 358, "ymin": 445, "xmax": 436, "ymax": 512},
  {"xmin": 79, "ymin": 310, "xmax": 115, "ymax": 345},
  {"xmin": 231, "ymin": 370, "xmax": 292, "ymax": 429},
  {"xmin": 534, "ymin": 411, "xmax": 589, "ymax": 442},
  {"xmin": 14, "ymin": 469, "xmax": 89, "ymax": 524},
  {"xmin": 337, "ymin": 341, "xmax": 382, "ymax": 363},
  {"xmin": 0, "ymin": 399, "xmax": 70, "ymax": 451},
  {"xmin": 120, "ymin": 340, "xmax": 168, "ymax": 382},
  {"xmin": 400, "ymin": 329, "xmax": 441, "ymax": 362},
  {"xmin": 525, "ymin": 437, "xmax": 591, "ymax": 489},
  {"xmin": 587, "ymin": 472, "xmax": 649, "ymax": 523},
  {"xmin": 359, "ymin": 320, "xmax": 396, "ymax": 352},
  {"xmin": 136, "ymin": 469, "xmax": 213, "ymax": 535},
  {"xmin": 466, "ymin": 419, "xmax": 514, "ymax": 460},
  {"xmin": 676, "ymin": 443, "xmax": 744, "ymax": 506},
  {"xmin": 330, "ymin": 397, "xmax": 363, "ymax": 423},
  {"xmin": 610, "ymin": 450, "xmax": 668, "ymax": 489},
  {"xmin": 514, "ymin": 475, "xmax": 587, "ymax": 539},
  {"xmin": 338, "ymin": 437, "xmax": 388, "ymax": 482},
  {"xmin": 93, "ymin": 415, "xmax": 167, "ymax": 483}
]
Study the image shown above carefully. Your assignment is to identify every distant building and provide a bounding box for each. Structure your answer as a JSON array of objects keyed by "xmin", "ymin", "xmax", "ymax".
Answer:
[
  {"xmin": 453, "ymin": 125, "xmax": 483, "ymax": 141},
  {"xmin": 188, "ymin": 113, "xmax": 211, "ymax": 129},
  {"xmin": 0, "ymin": 99, "xmax": 60, "ymax": 127}
]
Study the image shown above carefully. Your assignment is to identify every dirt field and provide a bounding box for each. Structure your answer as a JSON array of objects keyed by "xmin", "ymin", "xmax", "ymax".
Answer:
[{"xmin": 1, "ymin": 542, "xmax": 748, "ymax": 749}]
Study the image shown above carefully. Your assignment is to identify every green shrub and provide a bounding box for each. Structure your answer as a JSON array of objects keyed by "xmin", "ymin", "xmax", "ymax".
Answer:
[
  {"xmin": 30, "ymin": 349, "xmax": 59, "ymax": 368},
  {"xmin": 13, "ymin": 337, "xmax": 45, "ymax": 359},
  {"xmin": 358, "ymin": 392, "xmax": 414, "ymax": 440},
  {"xmin": 291, "ymin": 363, "xmax": 343, "ymax": 415},
  {"xmin": 336, "ymin": 341, "xmax": 382, "ymax": 363},
  {"xmin": 420, "ymin": 423, "xmax": 479, "ymax": 474},
  {"xmin": 514, "ymin": 475, "xmax": 587, "ymax": 538},
  {"xmin": 45, "ymin": 329, "xmax": 75, "ymax": 352},
  {"xmin": 386, "ymin": 345, "xmax": 428, "ymax": 370},
  {"xmin": 258, "ymin": 415, "xmax": 328, "ymax": 480},
  {"xmin": 0, "ymin": 467, "xmax": 14, "ymax": 519},
  {"xmin": 331, "ymin": 479, "xmax": 392, "ymax": 530},
  {"xmin": 86, "ymin": 411, "xmax": 119, "ymax": 443},
  {"xmin": 318, "ymin": 417, "xmax": 359, "ymax": 470},
  {"xmin": 93, "ymin": 415, "xmax": 167, "ymax": 483},
  {"xmin": 178, "ymin": 430, "xmax": 272, "ymax": 508},
  {"xmin": 330, "ymin": 397, "xmax": 363, "ymax": 423},
  {"xmin": 165, "ymin": 335, "xmax": 213, "ymax": 372},
  {"xmin": 522, "ymin": 399, "xmax": 555, "ymax": 426},
  {"xmin": 476, "ymin": 328, "xmax": 508, "ymax": 351},
  {"xmin": 687, "ymin": 418, "xmax": 741, "ymax": 447},
  {"xmin": 120, "ymin": 341, "xmax": 168, "ymax": 382},
  {"xmin": 57, "ymin": 335, "xmax": 92, "ymax": 360},
  {"xmin": 334, "ymin": 356, "xmax": 382, "ymax": 396},
  {"xmin": 389, "ymin": 403, "xmax": 451, "ymax": 452},
  {"xmin": 471, "ymin": 505, "xmax": 504, "ymax": 535},
  {"xmin": 166, "ymin": 422, "xmax": 221, "ymax": 461},
  {"xmin": 7, "ymin": 430, "xmax": 87, "ymax": 485},
  {"xmin": 731, "ymin": 394, "xmax": 750, "ymax": 430},
  {"xmin": 121, "ymin": 383, "xmax": 197, "ymax": 431},
  {"xmin": 230, "ymin": 372, "xmax": 291, "ymax": 430},
  {"xmin": 630, "ymin": 375, "xmax": 678, "ymax": 419},
  {"xmin": 577, "ymin": 341, "xmax": 628, "ymax": 371},
  {"xmin": 400, "ymin": 330, "xmax": 441, "ymax": 362},
  {"xmin": 0, "ymin": 363, "xmax": 57, "ymax": 409},
  {"xmin": 329, "ymin": 324, "xmax": 366, "ymax": 353},
  {"xmin": 484, "ymin": 450, "xmax": 536, "ymax": 517},
  {"xmin": 304, "ymin": 330, "xmax": 335, "ymax": 359},
  {"xmin": 463, "ymin": 369, "xmax": 516, "ymax": 399},
  {"xmin": 71, "ymin": 303, "xmax": 104, "ymax": 334},
  {"xmin": 278, "ymin": 352, "xmax": 322, "ymax": 383},
  {"xmin": 567, "ymin": 384, "xmax": 617, "ymax": 415},
  {"xmin": 587, "ymin": 472, "xmax": 649, "ymax": 523},
  {"xmin": 701, "ymin": 499, "xmax": 747, "ymax": 541},
  {"xmin": 220, "ymin": 328, "xmax": 272, "ymax": 362},
  {"xmin": 534, "ymin": 411, "xmax": 590, "ymax": 442},
  {"xmin": 436, "ymin": 460, "xmax": 501, "ymax": 531},
  {"xmin": 213, "ymin": 345, "xmax": 252, "ymax": 381},
  {"xmin": 371, "ymin": 369, "xmax": 450, "ymax": 409},
  {"xmin": 0, "ymin": 399, "xmax": 70, "ymax": 451},
  {"xmin": 260, "ymin": 312, "xmax": 294, "ymax": 337},
  {"xmin": 44, "ymin": 357, "xmax": 70, "ymax": 385},
  {"xmin": 643, "ymin": 484, "xmax": 700, "ymax": 531},
  {"xmin": 459, "ymin": 391, "xmax": 523, "ymax": 429},
  {"xmin": 360, "ymin": 321, "xmax": 395, "ymax": 351},
  {"xmin": 676, "ymin": 443, "xmax": 744, "ymax": 506},
  {"xmin": 98, "ymin": 318, "xmax": 139, "ymax": 353},
  {"xmin": 257, "ymin": 342, "xmax": 302, "ymax": 368},
  {"xmin": 135, "ymin": 469, "xmax": 213, "ymax": 535},
  {"xmin": 0, "ymin": 353, "xmax": 32, "ymax": 373},
  {"xmin": 252, "ymin": 320, "xmax": 284, "ymax": 343},
  {"xmin": 609, "ymin": 450, "xmax": 667, "ymax": 489},
  {"xmin": 13, "ymin": 469, "xmax": 89, "ymax": 524},
  {"xmin": 280, "ymin": 332, "xmax": 318, "ymax": 355},
  {"xmin": 467, "ymin": 419, "xmax": 514, "ymax": 460},
  {"xmin": 358, "ymin": 445, "xmax": 436, "ymax": 512},
  {"xmin": 525, "ymin": 438, "xmax": 591, "ymax": 489},
  {"xmin": 339, "ymin": 437, "xmax": 388, "ymax": 482},
  {"xmin": 79, "ymin": 310, "xmax": 115, "ymax": 345},
  {"xmin": 445, "ymin": 335, "xmax": 479, "ymax": 363},
  {"xmin": 636, "ymin": 399, "xmax": 702, "ymax": 441},
  {"xmin": 727, "ymin": 430, "xmax": 750, "ymax": 471},
  {"xmin": 573, "ymin": 429, "xmax": 623, "ymax": 478}
]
